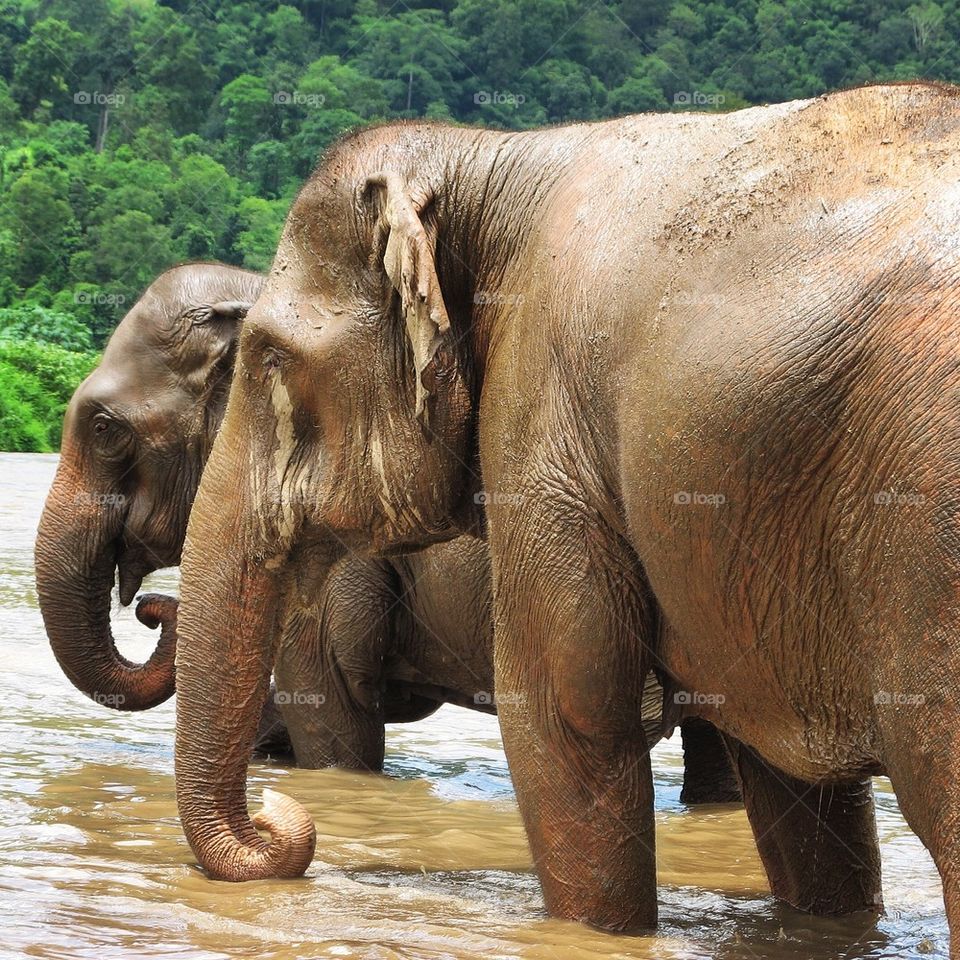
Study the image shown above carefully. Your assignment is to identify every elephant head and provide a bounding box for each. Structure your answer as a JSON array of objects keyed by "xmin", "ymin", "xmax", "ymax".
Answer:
[
  {"xmin": 174, "ymin": 127, "xmax": 496, "ymax": 879},
  {"xmin": 35, "ymin": 262, "xmax": 263, "ymax": 711}
]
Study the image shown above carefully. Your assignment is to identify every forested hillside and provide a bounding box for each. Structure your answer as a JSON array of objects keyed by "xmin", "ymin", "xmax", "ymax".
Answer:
[{"xmin": 2, "ymin": 0, "xmax": 959, "ymax": 448}]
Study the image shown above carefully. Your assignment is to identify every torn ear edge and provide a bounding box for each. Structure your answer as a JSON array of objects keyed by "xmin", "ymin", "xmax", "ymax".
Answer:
[
  {"xmin": 364, "ymin": 172, "xmax": 451, "ymax": 429},
  {"xmin": 203, "ymin": 300, "xmax": 255, "ymax": 323},
  {"xmin": 183, "ymin": 300, "xmax": 254, "ymax": 328}
]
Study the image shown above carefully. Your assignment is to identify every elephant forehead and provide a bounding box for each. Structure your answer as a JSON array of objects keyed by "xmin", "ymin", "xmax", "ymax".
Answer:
[
  {"xmin": 74, "ymin": 364, "xmax": 137, "ymax": 410},
  {"xmin": 100, "ymin": 316, "xmax": 180, "ymax": 379},
  {"xmin": 244, "ymin": 294, "xmax": 342, "ymax": 354},
  {"xmin": 76, "ymin": 361, "xmax": 186, "ymax": 430}
]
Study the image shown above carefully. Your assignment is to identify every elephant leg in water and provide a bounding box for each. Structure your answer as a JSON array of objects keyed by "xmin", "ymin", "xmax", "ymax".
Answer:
[
  {"xmin": 270, "ymin": 557, "xmax": 398, "ymax": 770},
  {"xmin": 680, "ymin": 718, "xmax": 741, "ymax": 804},
  {"xmin": 723, "ymin": 738, "xmax": 882, "ymax": 914},
  {"xmin": 492, "ymin": 496, "xmax": 660, "ymax": 930}
]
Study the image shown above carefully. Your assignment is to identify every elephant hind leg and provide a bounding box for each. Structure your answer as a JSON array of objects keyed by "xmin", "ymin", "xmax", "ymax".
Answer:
[
  {"xmin": 680, "ymin": 718, "xmax": 742, "ymax": 804},
  {"xmin": 725, "ymin": 737, "xmax": 883, "ymax": 916}
]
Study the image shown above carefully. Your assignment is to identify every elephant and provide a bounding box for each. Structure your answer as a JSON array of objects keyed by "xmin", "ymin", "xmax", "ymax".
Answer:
[
  {"xmin": 171, "ymin": 82, "xmax": 960, "ymax": 952},
  {"xmin": 34, "ymin": 262, "xmax": 736, "ymax": 788},
  {"xmin": 33, "ymin": 262, "xmax": 493, "ymax": 763},
  {"xmin": 34, "ymin": 263, "xmax": 263, "ymax": 712}
]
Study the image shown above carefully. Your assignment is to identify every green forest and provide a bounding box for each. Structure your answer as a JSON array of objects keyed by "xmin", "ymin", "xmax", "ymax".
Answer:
[{"xmin": 2, "ymin": 0, "xmax": 959, "ymax": 449}]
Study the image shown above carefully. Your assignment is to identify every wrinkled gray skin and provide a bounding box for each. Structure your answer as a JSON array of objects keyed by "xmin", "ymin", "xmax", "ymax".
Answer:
[
  {"xmin": 35, "ymin": 264, "xmax": 261, "ymax": 712},
  {"xmin": 33, "ymin": 263, "xmax": 494, "ymax": 761},
  {"xmin": 175, "ymin": 84, "xmax": 960, "ymax": 952},
  {"xmin": 34, "ymin": 262, "xmax": 730, "ymax": 781}
]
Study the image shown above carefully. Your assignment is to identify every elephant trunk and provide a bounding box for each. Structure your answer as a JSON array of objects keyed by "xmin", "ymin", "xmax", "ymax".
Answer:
[
  {"xmin": 35, "ymin": 462, "xmax": 176, "ymax": 711},
  {"xmin": 174, "ymin": 436, "xmax": 315, "ymax": 881}
]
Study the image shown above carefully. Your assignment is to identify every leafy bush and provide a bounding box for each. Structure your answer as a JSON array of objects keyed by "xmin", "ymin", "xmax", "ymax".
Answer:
[
  {"xmin": 0, "ymin": 365, "xmax": 52, "ymax": 452},
  {"xmin": 0, "ymin": 303, "xmax": 94, "ymax": 351},
  {"xmin": 0, "ymin": 340, "xmax": 98, "ymax": 451}
]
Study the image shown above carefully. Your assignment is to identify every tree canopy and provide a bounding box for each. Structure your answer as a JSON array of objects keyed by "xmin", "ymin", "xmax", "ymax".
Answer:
[{"xmin": 2, "ymin": 0, "xmax": 959, "ymax": 449}]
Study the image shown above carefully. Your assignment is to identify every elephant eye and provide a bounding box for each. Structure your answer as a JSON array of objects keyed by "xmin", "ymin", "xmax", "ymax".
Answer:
[
  {"xmin": 261, "ymin": 347, "xmax": 285, "ymax": 375},
  {"xmin": 90, "ymin": 413, "xmax": 132, "ymax": 455}
]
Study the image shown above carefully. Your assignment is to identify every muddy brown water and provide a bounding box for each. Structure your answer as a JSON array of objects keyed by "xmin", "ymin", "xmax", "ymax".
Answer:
[{"xmin": 0, "ymin": 452, "xmax": 948, "ymax": 959}]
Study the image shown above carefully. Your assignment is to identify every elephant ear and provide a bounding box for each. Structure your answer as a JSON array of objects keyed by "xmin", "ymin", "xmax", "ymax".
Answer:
[
  {"xmin": 179, "ymin": 300, "xmax": 252, "ymax": 394},
  {"xmin": 197, "ymin": 300, "xmax": 254, "ymax": 324},
  {"xmin": 366, "ymin": 173, "xmax": 451, "ymax": 427}
]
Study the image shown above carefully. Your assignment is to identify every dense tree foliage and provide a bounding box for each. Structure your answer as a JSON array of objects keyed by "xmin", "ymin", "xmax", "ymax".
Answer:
[
  {"xmin": 0, "ymin": 339, "xmax": 97, "ymax": 450},
  {"xmin": 3, "ymin": 0, "xmax": 960, "ymax": 448}
]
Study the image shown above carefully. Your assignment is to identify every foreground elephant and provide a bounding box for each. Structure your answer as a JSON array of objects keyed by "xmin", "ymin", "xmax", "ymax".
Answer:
[
  {"xmin": 174, "ymin": 82, "xmax": 960, "ymax": 949},
  {"xmin": 34, "ymin": 263, "xmax": 733, "ymax": 784}
]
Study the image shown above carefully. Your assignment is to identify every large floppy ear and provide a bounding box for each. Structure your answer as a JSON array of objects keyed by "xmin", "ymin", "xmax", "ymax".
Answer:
[{"xmin": 365, "ymin": 173, "xmax": 451, "ymax": 426}]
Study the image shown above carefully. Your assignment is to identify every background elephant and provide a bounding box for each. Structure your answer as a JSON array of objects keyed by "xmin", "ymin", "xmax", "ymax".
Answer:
[
  {"xmin": 34, "ymin": 262, "xmax": 262, "ymax": 712},
  {"xmin": 172, "ymin": 84, "xmax": 959, "ymax": 947},
  {"xmin": 32, "ymin": 262, "xmax": 493, "ymax": 762},
  {"xmin": 35, "ymin": 262, "xmax": 736, "ymax": 794}
]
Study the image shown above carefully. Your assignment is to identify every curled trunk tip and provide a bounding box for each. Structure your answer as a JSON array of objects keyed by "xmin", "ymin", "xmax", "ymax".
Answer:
[
  {"xmin": 195, "ymin": 789, "xmax": 316, "ymax": 882},
  {"xmin": 40, "ymin": 586, "xmax": 178, "ymax": 712}
]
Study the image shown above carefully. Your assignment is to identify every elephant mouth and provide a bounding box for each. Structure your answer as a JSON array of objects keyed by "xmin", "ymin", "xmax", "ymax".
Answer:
[{"xmin": 116, "ymin": 545, "xmax": 174, "ymax": 607}]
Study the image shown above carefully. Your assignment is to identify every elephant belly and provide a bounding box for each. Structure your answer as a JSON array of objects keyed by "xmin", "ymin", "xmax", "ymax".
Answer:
[
  {"xmin": 657, "ymin": 622, "xmax": 880, "ymax": 783},
  {"xmin": 621, "ymin": 417, "xmax": 885, "ymax": 780},
  {"xmin": 618, "ymin": 286, "xmax": 895, "ymax": 781}
]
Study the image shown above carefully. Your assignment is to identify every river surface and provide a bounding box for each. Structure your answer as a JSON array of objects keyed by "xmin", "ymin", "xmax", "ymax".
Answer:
[{"xmin": 0, "ymin": 452, "xmax": 948, "ymax": 959}]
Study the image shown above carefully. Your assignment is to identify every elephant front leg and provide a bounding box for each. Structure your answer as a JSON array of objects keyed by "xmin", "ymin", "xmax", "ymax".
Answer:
[
  {"xmin": 492, "ymin": 506, "xmax": 659, "ymax": 932},
  {"xmin": 725, "ymin": 738, "xmax": 882, "ymax": 915},
  {"xmin": 680, "ymin": 718, "xmax": 742, "ymax": 804},
  {"xmin": 873, "ymin": 682, "xmax": 960, "ymax": 956},
  {"xmin": 274, "ymin": 601, "xmax": 386, "ymax": 771}
]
